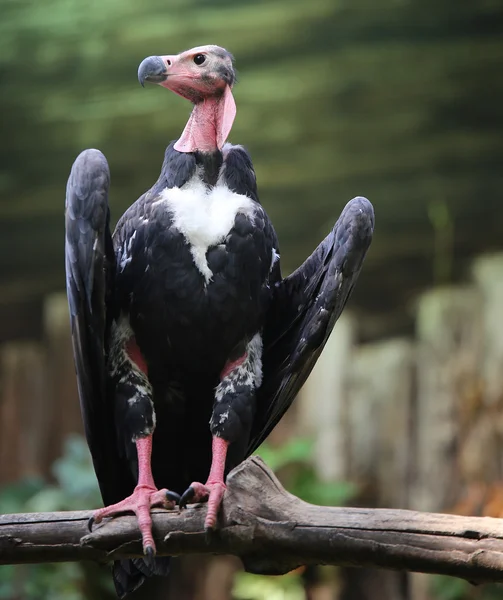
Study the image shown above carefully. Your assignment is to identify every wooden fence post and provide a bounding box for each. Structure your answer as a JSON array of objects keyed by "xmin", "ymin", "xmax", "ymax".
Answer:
[
  {"xmin": 411, "ymin": 286, "xmax": 482, "ymax": 600},
  {"xmin": 42, "ymin": 293, "xmax": 83, "ymax": 469},
  {"xmin": 0, "ymin": 342, "xmax": 49, "ymax": 482},
  {"xmin": 349, "ymin": 338, "xmax": 415, "ymax": 509},
  {"xmin": 299, "ymin": 313, "xmax": 356, "ymax": 483}
]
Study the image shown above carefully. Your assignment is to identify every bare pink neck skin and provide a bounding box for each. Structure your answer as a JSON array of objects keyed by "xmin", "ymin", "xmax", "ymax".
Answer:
[{"xmin": 174, "ymin": 85, "xmax": 236, "ymax": 154}]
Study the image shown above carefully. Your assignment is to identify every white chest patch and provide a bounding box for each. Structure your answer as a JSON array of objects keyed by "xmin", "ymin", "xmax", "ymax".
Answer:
[{"xmin": 156, "ymin": 173, "xmax": 257, "ymax": 283}]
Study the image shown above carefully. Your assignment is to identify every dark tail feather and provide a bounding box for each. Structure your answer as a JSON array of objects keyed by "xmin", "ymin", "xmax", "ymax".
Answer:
[{"xmin": 113, "ymin": 557, "xmax": 171, "ymax": 598}]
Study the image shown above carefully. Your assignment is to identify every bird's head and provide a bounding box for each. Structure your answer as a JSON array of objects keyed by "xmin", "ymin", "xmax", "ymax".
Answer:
[
  {"xmin": 138, "ymin": 45, "xmax": 235, "ymax": 103},
  {"xmin": 138, "ymin": 45, "xmax": 236, "ymax": 153}
]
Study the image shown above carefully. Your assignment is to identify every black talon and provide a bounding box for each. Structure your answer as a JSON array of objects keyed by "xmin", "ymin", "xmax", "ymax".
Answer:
[
  {"xmin": 166, "ymin": 490, "xmax": 181, "ymax": 505},
  {"xmin": 88, "ymin": 516, "xmax": 95, "ymax": 532},
  {"xmin": 144, "ymin": 545, "xmax": 156, "ymax": 567},
  {"xmin": 179, "ymin": 486, "xmax": 195, "ymax": 509},
  {"xmin": 204, "ymin": 526, "xmax": 215, "ymax": 543}
]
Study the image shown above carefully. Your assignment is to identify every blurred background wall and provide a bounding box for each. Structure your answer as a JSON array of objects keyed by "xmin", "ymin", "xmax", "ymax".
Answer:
[{"xmin": 0, "ymin": 0, "xmax": 503, "ymax": 598}]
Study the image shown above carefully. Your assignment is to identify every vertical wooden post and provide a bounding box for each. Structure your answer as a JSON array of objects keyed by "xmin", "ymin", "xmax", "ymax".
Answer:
[
  {"xmin": 411, "ymin": 286, "xmax": 482, "ymax": 600},
  {"xmin": 42, "ymin": 293, "xmax": 83, "ymax": 469},
  {"xmin": 472, "ymin": 255, "xmax": 503, "ymax": 409},
  {"xmin": 458, "ymin": 255, "xmax": 503, "ymax": 507},
  {"xmin": 412, "ymin": 286, "xmax": 482, "ymax": 513},
  {"xmin": 336, "ymin": 338, "xmax": 415, "ymax": 600},
  {"xmin": 298, "ymin": 313, "xmax": 355, "ymax": 482},
  {"xmin": 349, "ymin": 338, "xmax": 415, "ymax": 509},
  {"xmin": 0, "ymin": 342, "xmax": 49, "ymax": 482}
]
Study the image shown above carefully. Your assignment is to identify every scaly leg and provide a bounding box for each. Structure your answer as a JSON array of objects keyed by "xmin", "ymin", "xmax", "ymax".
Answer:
[
  {"xmin": 90, "ymin": 327, "xmax": 180, "ymax": 555},
  {"xmin": 180, "ymin": 334, "xmax": 262, "ymax": 530},
  {"xmin": 179, "ymin": 436, "xmax": 229, "ymax": 529},
  {"xmin": 89, "ymin": 435, "xmax": 180, "ymax": 554}
]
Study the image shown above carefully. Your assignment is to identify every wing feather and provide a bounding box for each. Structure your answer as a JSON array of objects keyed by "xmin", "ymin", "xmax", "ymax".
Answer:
[
  {"xmin": 65, "ymin": 149, "xmax": 132, "ymax": 503},
  {"xmin": 249, "ymin": 196, "xmax": 374, "ymax": 452}
]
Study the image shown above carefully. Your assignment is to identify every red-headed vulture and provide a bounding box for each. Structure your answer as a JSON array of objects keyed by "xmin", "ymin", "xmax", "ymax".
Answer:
[{"xmin": 65, "ymin": 45, "xmax": 374, "ymax": 597}]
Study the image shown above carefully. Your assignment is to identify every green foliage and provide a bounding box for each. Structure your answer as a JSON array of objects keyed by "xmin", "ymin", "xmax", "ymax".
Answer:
[
  {"xmin": 257, "ymin": 437, "xmax": 313, "ymax": 472},
  {"xmin": 429, "ymin": 575, "xmax": 503, "ymax": 600},
  {"xmin": 0, "ymin": 435, "xmax": 101, "ymax": 516},
  {"xmin": 430, "ymin": 576, "xmax": 471, "ymax": 600},
  {"xmin": 0, "ymin": 478, "xmax": 45, "ymax": 515},
  {"xmin": 0, "ymin": 436, "xmax": 110, "ymax": 600},
  {"xmin": 234, "ymin": 572, "xmax": 305, "ymax": 600},
  {"xmin": 26, "ymin": 434, "xmax": 101, "ymax": 513},
  {"xmin": 258, "ymin": 437, "xmax": 358, "ymax": 505},
  {"xmin": 0, "ymin": 563, "xmax": 87, "ymax": 600},
  {"xmin": 0, "ymin": 434, "xmax": 101, "ymax": 518}
]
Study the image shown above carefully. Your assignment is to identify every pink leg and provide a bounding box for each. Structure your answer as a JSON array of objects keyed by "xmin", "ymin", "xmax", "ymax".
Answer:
[
  {"xmin": 89, "ymin": 435, "xmax": 180, "ymax": 554},
  {"xmin": 179, "ymin": 352, "xmax": 248, "ymax": 529},
  {"xmin": 179, "ymin": 436, "xmax": 229, "ymax": 530}
]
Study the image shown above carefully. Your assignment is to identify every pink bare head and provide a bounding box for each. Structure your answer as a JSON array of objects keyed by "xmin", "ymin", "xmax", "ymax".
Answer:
[
  {"xmin": 138, "ymin": 45, "xmax": 237, "ymax": 153},
  {"xmin": 138, "ymin": 45, "xmax": 235, "ymax": 103}
]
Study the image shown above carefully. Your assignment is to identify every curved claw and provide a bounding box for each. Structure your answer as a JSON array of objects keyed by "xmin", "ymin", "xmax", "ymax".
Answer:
[
  {"xmin": 205, "ymin": 526, "xmax": 215, "ymax": 543},
  {"xmin": 179, "ymin": 486, "xmax": 195, "ymax": 509},
  {"xmin": 144, "ymin": 545, "xmax": 156, "ymax": 567},
  {"xmin": 166, "ymin": 490, "xmax": 181, "ymax": 505},
  {"xmin": 87, "ymin": 516, "xmax": 95, "ymax": 532}
]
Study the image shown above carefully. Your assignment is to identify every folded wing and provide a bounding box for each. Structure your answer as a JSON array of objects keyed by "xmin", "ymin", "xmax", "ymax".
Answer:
[{"xmin": 65, "ymin": 149, "xmax": 132, "ymax": 503}]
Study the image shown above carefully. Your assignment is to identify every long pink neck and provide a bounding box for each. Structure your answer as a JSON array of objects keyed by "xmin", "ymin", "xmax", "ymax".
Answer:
[
  {"xmin": 174, "ymin": 97, "xmax": 220, "ymax": 153},
  {"xmin": 174, "ymin": 86, "xmax": 236, "ymax": 154}
]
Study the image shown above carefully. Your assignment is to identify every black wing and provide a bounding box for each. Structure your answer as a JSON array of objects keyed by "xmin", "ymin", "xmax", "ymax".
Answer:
[
  {"xmin": 65, "ymin": 149, "xmax": 132, "ymax": 504},
  {"xmin": 248, "ymin": 196, "xmax": 374, "ymax": 453}
]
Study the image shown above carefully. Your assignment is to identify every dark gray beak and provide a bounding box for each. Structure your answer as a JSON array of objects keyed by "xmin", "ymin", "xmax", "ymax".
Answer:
[{"xmin": 138, "ymin": 56, "xmax": 168, "ymax": 87}]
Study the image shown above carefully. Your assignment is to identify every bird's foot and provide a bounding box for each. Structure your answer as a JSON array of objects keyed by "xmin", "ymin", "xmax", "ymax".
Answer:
[
  {"xmin": 179, "ymin": 480, "xmax": 227, "ymax": 531},
  {"xmin": 88, "ymin": 485, "xmax": 180, "ymax": 555}
]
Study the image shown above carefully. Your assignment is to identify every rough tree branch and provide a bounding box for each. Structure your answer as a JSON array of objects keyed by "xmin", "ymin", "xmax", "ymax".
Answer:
[{"xmin": 2, "ymin": 456, "xmax": 503, "ymax": 584}]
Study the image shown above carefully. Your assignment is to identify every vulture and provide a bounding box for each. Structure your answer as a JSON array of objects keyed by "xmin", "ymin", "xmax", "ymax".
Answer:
[{"xmin": 65, "ymin": 45, "xmax": 374, "ymax": 597}]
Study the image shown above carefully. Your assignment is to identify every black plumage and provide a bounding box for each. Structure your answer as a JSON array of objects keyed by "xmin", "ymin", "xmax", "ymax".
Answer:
[{"xmin": 65, "ymin": 45, "xmax": 374, "ymax": 598}]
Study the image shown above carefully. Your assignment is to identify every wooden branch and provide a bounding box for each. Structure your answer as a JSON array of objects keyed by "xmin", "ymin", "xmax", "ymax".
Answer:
[{"xmin": 2, "ymin": 456, "xmax": 503, "ymax": 584}]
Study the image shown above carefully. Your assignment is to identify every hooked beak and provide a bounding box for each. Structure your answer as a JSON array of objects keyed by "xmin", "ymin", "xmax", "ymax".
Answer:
[{"xmin": 138, "ymin": 55, "xmax": 169, "ymax": 87}]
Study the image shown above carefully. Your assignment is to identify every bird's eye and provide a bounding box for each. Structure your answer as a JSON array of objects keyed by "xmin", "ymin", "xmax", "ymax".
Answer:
[{"xmin": 193, "ymin": 54, "xmax": 206, "ymax": 66}]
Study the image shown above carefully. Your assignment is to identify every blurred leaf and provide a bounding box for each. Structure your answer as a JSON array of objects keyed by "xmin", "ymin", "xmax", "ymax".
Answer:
[
  {"xmin": 25, "ymin": 487, "xmax": 67, "ymax": 513},
  {"xmin": 52, "ymin": 434, "xmax": 101, "ymax": 499},
  {"xmin": 258, "ymin": 438, "xmax": 313, "ymax": 472},
  {"xmin": 430, "ymin": 575, "xmax": 471, "ymax": 600},
  {"xmin": 294, "ymin": 474, "xmax": 358, "ymax": 506},
  {"xmin": 0, "ymin": 478, "xmax": 45, "ymax": 514},
  {"xmin": 234, "ymin": 572, "xmax": 304, "ymax": 600},
  {"xmin": 257, "ymin": 437, "xmax": 357, "ymax": 506},
  {"xmin": 0, "ymin": 565, "xmax": 15, "ymax": 598},
  {"xmin": 26, "ymin": 434, "xmax": 101, "ymax": 512}
]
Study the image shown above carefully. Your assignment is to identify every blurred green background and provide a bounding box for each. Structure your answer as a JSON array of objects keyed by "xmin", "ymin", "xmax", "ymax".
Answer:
[
  {"xmin": 1, "ymin": 0, "xmax": 502, "ymax": 341},
  {"xmin": 1, "ymin": 0, "xmax": 503, "ymax": 598}
]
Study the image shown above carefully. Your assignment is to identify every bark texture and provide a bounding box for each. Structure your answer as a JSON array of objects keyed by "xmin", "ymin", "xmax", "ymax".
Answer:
[{"xmin": 2, "ymin": 457, "xmax": 503, "ymax": 585}]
